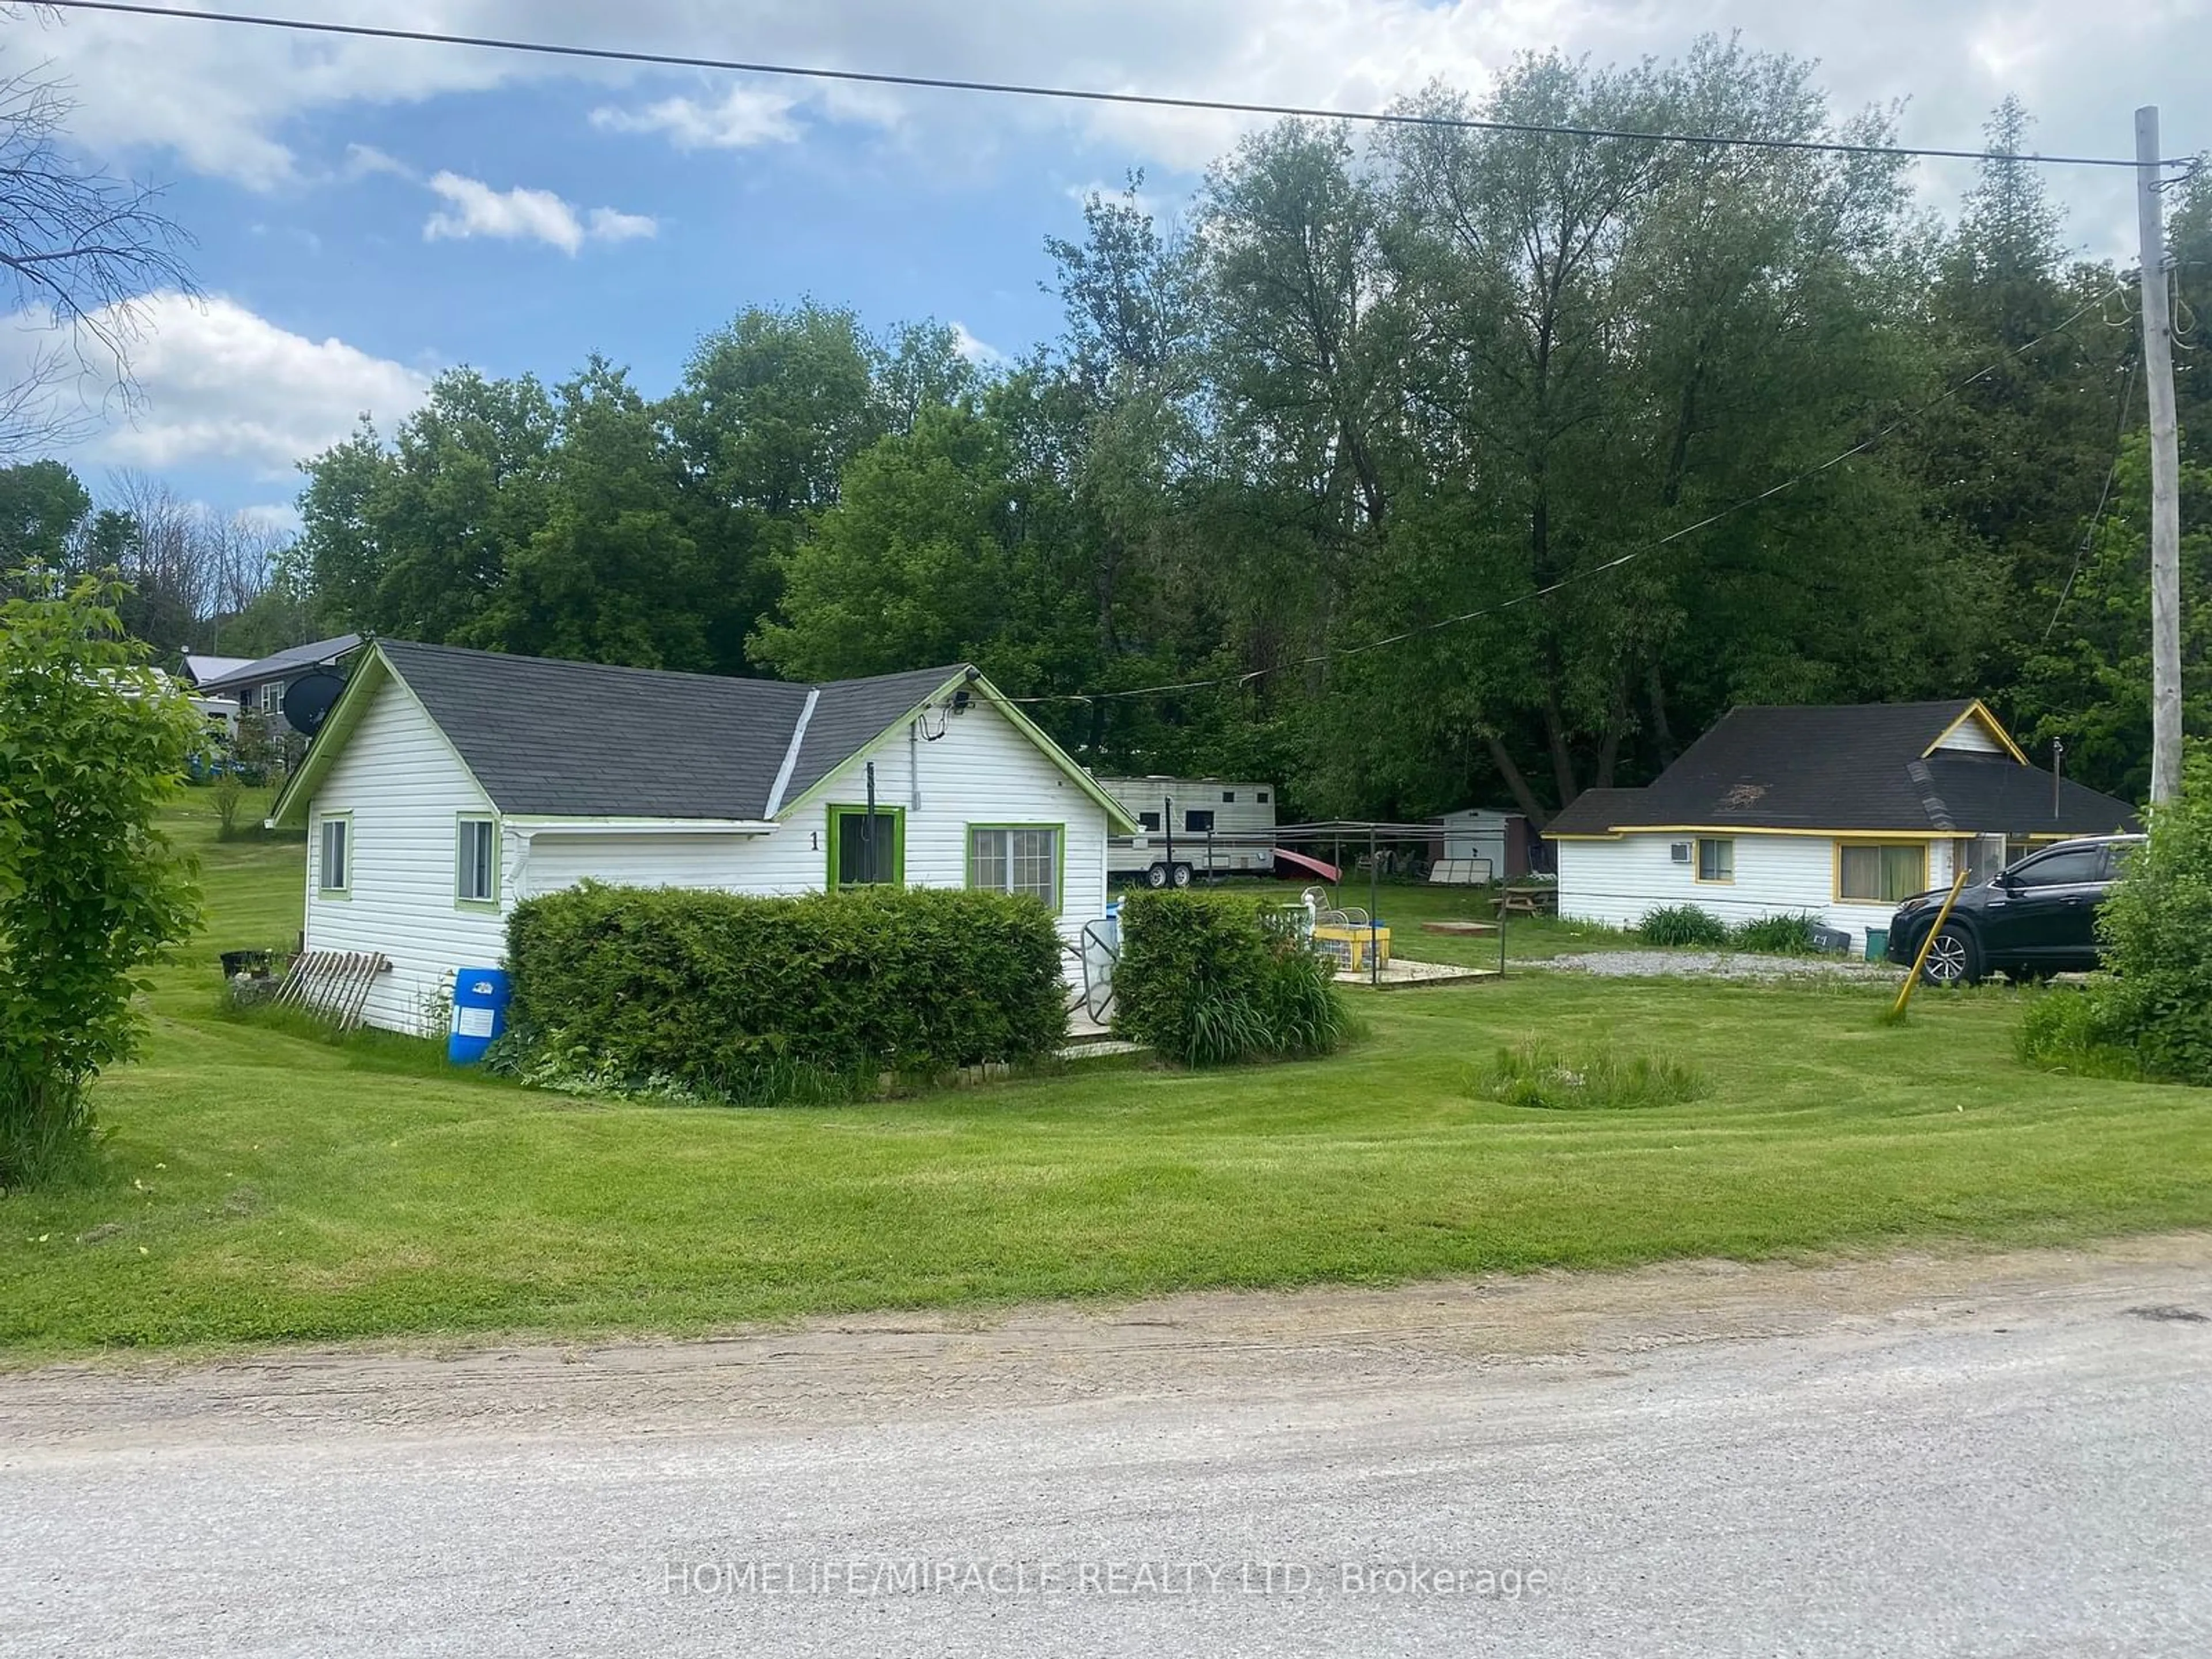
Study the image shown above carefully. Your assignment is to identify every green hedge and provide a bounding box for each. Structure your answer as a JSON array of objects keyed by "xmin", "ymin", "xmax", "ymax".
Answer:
[
  {"xmin": 505, "ymin": 881, "xmax": 1068, "ymax": 1101},
  {"xmin": 2021, "ymin": 752, "xmax": 2212, "ymax": 1086},
  {"xmin": 1113, "ymin": 891, "xmax": 1351, "ymax": 1066}
]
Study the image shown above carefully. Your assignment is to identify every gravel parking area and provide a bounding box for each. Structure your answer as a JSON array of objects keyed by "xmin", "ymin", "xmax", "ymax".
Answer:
[{"xmin": 1532, "ymin": 949, "xmax": 1899, "ymax": 982}]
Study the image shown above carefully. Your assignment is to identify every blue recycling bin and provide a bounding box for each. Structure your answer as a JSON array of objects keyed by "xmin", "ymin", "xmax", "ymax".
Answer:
[{"xmin": 448, "ymin": 967, "xmax": 512, "ymax": 1065}]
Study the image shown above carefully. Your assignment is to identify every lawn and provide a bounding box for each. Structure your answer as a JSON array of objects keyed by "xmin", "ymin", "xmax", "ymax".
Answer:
[{"xmin": 2, "ymin": 791, "xmax": 2209, "ymax": 1360}]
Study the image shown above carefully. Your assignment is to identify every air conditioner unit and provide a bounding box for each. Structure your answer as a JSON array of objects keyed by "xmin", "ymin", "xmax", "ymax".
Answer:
[{"xmin": 1670, "ymin": 842, "xmax": 1692, "ymax": 864}]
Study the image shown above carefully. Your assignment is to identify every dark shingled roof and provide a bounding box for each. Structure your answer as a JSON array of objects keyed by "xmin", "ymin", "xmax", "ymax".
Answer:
[
  {"xmin": 1546, "ymin": 701, "xmax": 2141, "ymax": 838},
  {"xmin": 195, "ymin": 632, "xmax": 363, "ymax": 694},
  {"xmin": 374, "ymin": 640, "xmax": 963, "ymax": 820},
  {"xmin": 1543, "ymin": 788, "xmax": 1647, "ymax": 839}
]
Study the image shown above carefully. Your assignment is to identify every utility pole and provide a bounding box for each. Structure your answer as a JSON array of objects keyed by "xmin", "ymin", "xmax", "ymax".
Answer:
[{"xmin": 2137, "ymin": 106, "xmax": 2184, "ymax": 805}]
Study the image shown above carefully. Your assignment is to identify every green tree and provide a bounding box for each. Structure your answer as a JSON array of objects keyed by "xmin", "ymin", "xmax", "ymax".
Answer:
[
  {"xmin": 469, "ymin": 359, "xmax": 714, "ymax": 671},
  {"xmin": 755, "ymin": 404, "xmax": 1055, "ymax": 680},
  {"xmin": 0, "ymin": 569, "xmax": 202, "ymax": 1185},
  {"xmin": 0, "ymin": 460, "xmax": 92, "ymax": 577},
  {"xmin": 2015, "ymin": 435, "xmax": 2212, "ymax": 799}
]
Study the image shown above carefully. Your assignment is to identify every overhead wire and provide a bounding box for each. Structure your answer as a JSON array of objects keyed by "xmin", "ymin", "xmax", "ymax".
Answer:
[
  {"xmin": 28, "ymin": 0, "xmax": 2200, "ymax": 172},
  {"xmin": 1008, "ymin": 285, "xmax": 2126, "ymax": 704},
  {"xmin": 2041, "ymin": 353, "xmax": 2142, "ymax": 643}
]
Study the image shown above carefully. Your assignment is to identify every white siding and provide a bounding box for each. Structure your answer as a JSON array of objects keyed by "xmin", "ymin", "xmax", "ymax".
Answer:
[
  {"xmin": 308, "ymin": 692, "xmax": 1111, "ymax": 1035},
  {"xmin": 303, "ymin": 677, "xmax": 507, "ymax": 1035},
  {"xmin": 1556, "ymin": 832, "xmax": 1966, "ymax": 952},
  {"xmin": 1933, "ymin": 716, "xmax": 2003, "ymax": 755},
  {"xmin": 524, "ymin": 699, "xmax": 1107, "ymax": 945},
  {"xmin": 1097, "ymin": 778, "xmax": 1277, "ymax": 875}
]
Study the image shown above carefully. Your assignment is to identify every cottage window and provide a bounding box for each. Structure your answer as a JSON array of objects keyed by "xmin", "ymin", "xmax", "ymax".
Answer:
[
  {"xmin": 828, "ymin": 806, "xmax": 902, "ymax": 887},
  {"xmin": 318, "ymin": 816, "xmax": 350, "ymax": 895},
  {"xmin": 456, "ymin": 817, "xmax": 497, "ymax": 904},
  {"xmin": 1838, "ymin": 842, "xmax": 1926, "ymax": 903},
  {"xmin": 969, "ymin": 826, "xmax": 1060, "ymax": 912},
  {"xmin": 259, "ymin": 681, "xmax": 283, "ymax": 715},
  {"xmin": 1695, "ymin": 837, "xmax": 1733, "ymax": 883}
]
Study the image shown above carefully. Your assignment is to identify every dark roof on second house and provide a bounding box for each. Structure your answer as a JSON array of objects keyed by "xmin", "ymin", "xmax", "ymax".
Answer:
[
  {"xmin": 1546, "ymin": 700, "xmax": 2139, "ymax": 838},
  {"xmin": 195, "ymin": 633, "xmax": 363, "ymax": 694},
  {"xmin": 374, "ymin": 641, "xmax": 965, "ymax": 821}
]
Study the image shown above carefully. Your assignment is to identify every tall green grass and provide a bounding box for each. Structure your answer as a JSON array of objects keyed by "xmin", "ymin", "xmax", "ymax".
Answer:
[{"xmin": 1471, "ymin": 1036, "xmax": 1709, "ymax": 1111}]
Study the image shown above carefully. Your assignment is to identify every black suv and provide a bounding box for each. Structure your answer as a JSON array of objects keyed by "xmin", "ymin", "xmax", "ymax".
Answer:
[{"xmin": 1885, "ymin": 835, "xmax": 2143, "ymax": 986}]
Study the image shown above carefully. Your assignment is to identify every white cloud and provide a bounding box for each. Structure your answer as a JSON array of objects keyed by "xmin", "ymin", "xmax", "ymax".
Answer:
[
  {"xmin": 422, "ymin": 172, "xmax": 657, "ymax": 254},
  {"xmin": 18, "ymin": 0, "xmax": 2210, "ymax": 237},
  {"xmin": 590, "ymin": 84, "xmax": 802, "ymax": 150},
  {"xmin": 949, "ymin": 322, "xmax": 1005, "ymax": 366},
  {"xmin": 587, "ymin": 206, "xmax": 660, "ymax": 244},
  {"xmin": 0, "ymin": 291, "xmax": 431, "ymax": 476}
]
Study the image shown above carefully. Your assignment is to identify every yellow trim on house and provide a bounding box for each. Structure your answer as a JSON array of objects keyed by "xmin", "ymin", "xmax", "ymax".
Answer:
[
  {"xmin": 1550, "ymin": 824, "xmax": 1949, "ymax": 840},
  {"xmin": 1922, "ymin": 699, "xmax": 2029, "ymax": 766}
]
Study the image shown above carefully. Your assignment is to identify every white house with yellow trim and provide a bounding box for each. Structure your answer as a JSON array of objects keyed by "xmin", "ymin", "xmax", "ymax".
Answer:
[
  {"xmin": 1544, "ymin": 700, "xmax": 2140, "ymax": 950},
  {"xmin": 268, "ymin": 641, "xmax": 1137, "ymax": 1036}
]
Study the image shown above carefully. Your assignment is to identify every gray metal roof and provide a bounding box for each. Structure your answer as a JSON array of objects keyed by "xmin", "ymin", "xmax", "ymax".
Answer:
[
  {"xmin": 374, "ymin": 640, "xmax": 964, "ymax": 820},
  {"xmin": 195, "ymin": 633, "xmax": 363, "ymax": 694}
]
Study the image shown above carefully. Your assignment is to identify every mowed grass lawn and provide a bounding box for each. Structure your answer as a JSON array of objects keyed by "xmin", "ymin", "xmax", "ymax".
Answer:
[{"xmin": 3, "ymin": 791, "xmax": 2210, "ymax": 1359}]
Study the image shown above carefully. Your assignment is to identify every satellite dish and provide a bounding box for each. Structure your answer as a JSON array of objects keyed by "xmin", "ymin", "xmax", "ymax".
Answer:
[{"xmin": 282, "ymin": 671, "xmax": 346, "ymax": 736}]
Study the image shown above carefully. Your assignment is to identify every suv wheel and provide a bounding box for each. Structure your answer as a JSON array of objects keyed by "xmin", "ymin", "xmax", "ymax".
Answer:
[{"xmin": 1921, "ymin": 925, "xmax": 1981, "ymax": 987}]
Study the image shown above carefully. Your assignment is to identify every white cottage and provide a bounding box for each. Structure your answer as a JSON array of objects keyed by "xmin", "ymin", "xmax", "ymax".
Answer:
[
  {"xmin": 1546, "ymin": 699, "xmax": 2141, "ymax": 952},
  {"xmin": 269, "ymin": 641, "xmax": 1137, "ymax": 1035}
]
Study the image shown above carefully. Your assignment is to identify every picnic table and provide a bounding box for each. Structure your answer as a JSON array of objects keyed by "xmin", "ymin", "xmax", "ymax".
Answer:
[{"xmin": 1493, "ymin": 884, "xmax": 1558, "ymax": 918}]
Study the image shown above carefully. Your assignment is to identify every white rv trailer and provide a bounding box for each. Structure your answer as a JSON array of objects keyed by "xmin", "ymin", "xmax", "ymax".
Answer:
[{"xmin": 1096, "ymin": 776, "xmax": 1279, "ymax": 887}]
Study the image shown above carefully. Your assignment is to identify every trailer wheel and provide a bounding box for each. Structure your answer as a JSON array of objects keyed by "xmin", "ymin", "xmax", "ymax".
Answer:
[
  {"xmin": 1171, "ymin": 863, "xmax": 1194, "ymax": 889},
  {"xmin": 1143, "ymin": 862, "xmax": 1171, "ymax": 889}
]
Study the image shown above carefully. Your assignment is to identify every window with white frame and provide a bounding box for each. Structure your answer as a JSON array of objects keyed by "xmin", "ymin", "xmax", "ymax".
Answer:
[
  {"xmin": 318, "ymin": 816, "xmax": 349, "ymax": 894},
  {"xmin": 456, "ymin": 817, "xmax": 497, "ymax": 904},
  {"xmin": 969, "ymin": 826, "xmax": 1059, "ymax": 911}
]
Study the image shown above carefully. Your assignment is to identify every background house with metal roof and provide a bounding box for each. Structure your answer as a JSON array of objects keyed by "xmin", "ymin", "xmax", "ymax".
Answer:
[
  {"xmin": 188, "ymin": 633, "xmax": 363, "ymax": 718},
  {"xmin": 269, "ymin": 640, "xmax": 1138, "ymax": 1036},
  {"xmin": 1544, "ymin": 699, "xmax": 2141, "ymax": 950}
]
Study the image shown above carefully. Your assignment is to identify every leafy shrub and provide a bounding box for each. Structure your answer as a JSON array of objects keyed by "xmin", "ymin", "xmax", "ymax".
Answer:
[
  {"xmin": 1729, "ymin": 912, "xmax": 1822, "ymax": 955},
  {"xmin": 1638, "ymin": 904, "xmax": 1730, "ymax": 948},
  {"xmin": 2016, "ymin": 987, "xmax": 2141, "ymax": 1081},
  {"xmin": 505, "ymin": 881, "xmax": 1068, "ymax": 1104},
  {"xmin": 1114, "ymin": 891, "xmax": 1353, "ymax": 1066},
  {"xmin": 2033, "ymin": 753, "xmax": 2212, "ymax": 1086},
  {"xmin": 1, "ymin": 570, "xmax": 203, "ymax": 1187},
  {"xmin": 1471, "ymin": 1037, "xmax": 1708, "ymax": 1111}
]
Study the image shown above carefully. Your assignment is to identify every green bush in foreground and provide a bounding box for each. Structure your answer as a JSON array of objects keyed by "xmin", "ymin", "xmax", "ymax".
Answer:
[
  {"xmin": 505, "ymin": 881, "xmax": 1068, "ymax": 1104},
  {"xmin": 1638, "ymin": 904, "xmax": 1730, "ymax": 948},
  {"xmin": 2016, "ymin": 988, "xmax": 2141, "ymax": 1081},
  {"xmin": 0, "ymin": 570, "xmax": 203, "ymax": 1187},
  {"xmin": 2022, "ymin": 753, "xmax": 2212, "ymax": 1086},
  {"xmin": 1473, "ymin": 1037, "xmax": 1709, "ymax": 1111},
  {"xmin": 1113, "ymin": 890, "xmax": 1353, "ymax": 1066}
]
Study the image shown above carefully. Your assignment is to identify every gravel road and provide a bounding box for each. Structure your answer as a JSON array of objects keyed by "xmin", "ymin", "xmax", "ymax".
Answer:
[{"xmin": 5, "ymin": 1236, "xmax": 2210, "ymax": 1658}]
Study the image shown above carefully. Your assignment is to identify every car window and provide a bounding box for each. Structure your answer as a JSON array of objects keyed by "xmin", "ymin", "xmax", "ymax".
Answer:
[{"xmin": 2008, "ymin": 847, "xmax": 2105, "ymax": 888}]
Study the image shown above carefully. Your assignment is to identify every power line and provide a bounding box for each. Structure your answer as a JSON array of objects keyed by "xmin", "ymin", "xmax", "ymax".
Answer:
[
  {"xmin": 2040, "ymin": 353, "xmax": 2141, "ymax": 643},
  {"xmin": 1011, "ymin": 287, "xmax": 2124, "ymax": 706},
  {"xmin": 29, "ymin": 0, "xmax": 2198, "ymax": 172}
]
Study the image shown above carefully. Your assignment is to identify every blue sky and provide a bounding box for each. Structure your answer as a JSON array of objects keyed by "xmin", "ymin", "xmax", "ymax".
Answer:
[{"xmin": 6, "ymin": 0, "xmax": 2205, "ymax": 520}]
